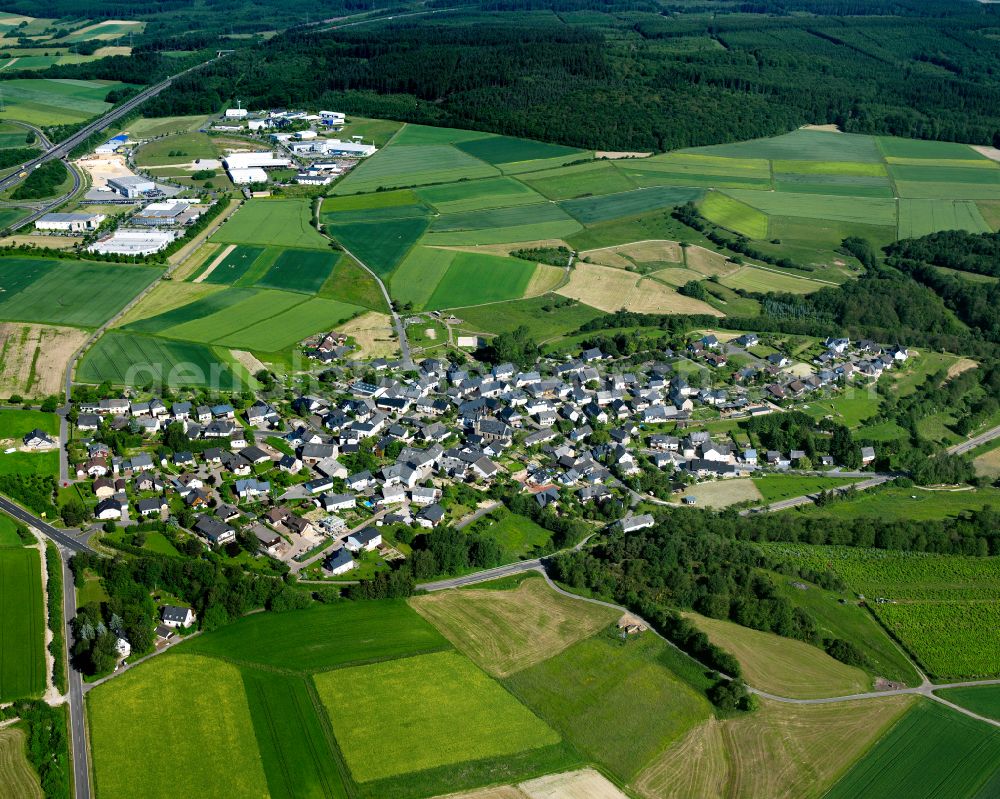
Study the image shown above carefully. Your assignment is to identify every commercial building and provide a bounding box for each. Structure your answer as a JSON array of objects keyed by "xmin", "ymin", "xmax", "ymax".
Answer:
[
  {"xmin": 107, "ymin": 175, "xmax": 156, "ymax": 199},
  {"xmin": 225, "ymin": 108, "xmax": 248, "ymax": 118},
  {"xmin": 95, "ymin": 134, "xmax": 130, "ymax": 154},
  {"xmin": 229, "ymin": 167, "xmax": 269, "ymax": 185},
  {"xmin": 222, "ymin": 152, "xmax": 292, "ymax": 170},
  {"xmin": 35, "ymin": 212, "xmax": 106, "ymax": 233},
  {"xmin": 131, "ymin": 200, "xmax": 205, "ymax": 227},
  {"xmin": 88, "ymin": 228, "xmax": 177, "ymax": 256}
]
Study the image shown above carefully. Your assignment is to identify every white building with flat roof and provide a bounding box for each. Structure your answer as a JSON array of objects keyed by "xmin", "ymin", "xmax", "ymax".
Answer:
[
  {"xmin": 229, "ymin": 167, "xmax": 268, "ymax": 185},
  {"xmin": 222, "ymin": 152, "xmax": 291, "ymax": 170},
  {"xmin": 35, "ymin": 212, "xmax": 106, "ymax": 232},
  {"xmin": 107, "ymin": 175, "xmax": 155, "ymax": 198},
  {"xmin": 225, "ymin": 108, "xmax": 248, "ymax": 118},
  {"xmin": 88, "ymin": 228, "xmax": 177, "ymax": 256}
]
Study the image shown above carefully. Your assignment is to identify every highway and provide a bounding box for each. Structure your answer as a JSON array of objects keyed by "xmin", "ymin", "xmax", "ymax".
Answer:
[{"xmin": 947, "ymin": 423, "xmax": 1000, "ymax": 456}]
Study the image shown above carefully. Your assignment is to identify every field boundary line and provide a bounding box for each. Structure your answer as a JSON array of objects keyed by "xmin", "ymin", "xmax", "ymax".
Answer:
[
  {"xmin": 193, "ymin": 243, "xmax": 236, "ymax": 283},
  {"xmin": 304, "ymin": 675, "xmax": 359, "ymax": 799}
]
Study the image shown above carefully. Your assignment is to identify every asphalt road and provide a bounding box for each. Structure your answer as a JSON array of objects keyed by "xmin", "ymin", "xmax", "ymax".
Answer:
[
  {"xmin": 0, "ymin": 495, "xmax": 92, "ymax": 553},
  {"xmin": 947, "ymin": 423, "xmax": 1000, "ymax": 456},
  {"xmin": 61, "ymin": 555, "xmax": 92, "ymax": 799}
]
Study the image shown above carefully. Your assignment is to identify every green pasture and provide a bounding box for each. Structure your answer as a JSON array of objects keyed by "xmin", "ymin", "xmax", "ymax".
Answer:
[
  {"xmin": 894, "ymin": 180, "xmax": 1000, "ymax": 200},
  {"xmin": 877, "ymin": 137, "xmax": 987, "ymax": 160},
  {"xmin": 76, "ymin": 332, "xmax": 248, "ymax": 389},
  {"xmin": 416, "ymin": 177, "xmax": 544, "ymax": 213},
  {"xmin": 936, "ymin": 685, "xmax": 1000, "ymax": 722},
  {"xmin": 186, "ymin": 601, "xmax": 448, "ymax": 671},
  {"xmin": 424, "ymin": 252, "xmax": 537, "ymax": 310},
  {"xmin": 389, "ymin": 124, "xmax": 493, "ymax": 146},
  {"xmin": 0, "ymin": 515, "xmax": 21, "ymax": 547},
  {"xmin": 700, "ymin": 191, "xmax": 769, "ymax": 238},
  {"xmin": 458, "ymin": 295, "xmax": 602, "ymax": 339},
  {"xmin": 319, "ymin": 257, "xmax": 387, "ymax": 310},
  {"xmin": 242, "ymin": 670, "xmax": 347, "ymax": 799},
  {"xmin": 519, "ymin": 160, "xmax": 638, "ymax": 199},
  {"xmin": 213, "ymin": 296, "xmax": 361, "ymax": 351},
  {"xmin": 389, "ymin": 246, "xmax": 456, "ymax": 309},
  {"xmin": 897, "ymin": 199, "xmax": 991, "ymax": 239},
  {"xmin": 0, "ymin": 408, "xmax": 57, "ymax": 438},
  {"xmin": 255, "ymin": 249, "xmax": 337, "ymax": 294},
  {"xmin": 766, "ymin": 215, "xmax": 897, "ymax": 253},
  {"xmin": 801, "ymin": 486, "xmax": 1000, "ymax": 522},
  {"xmin": 430, "ymin": 202, "xmax": 574, "ymax": 232},
  {"xmin": 127, "ymin": 115, "xmax": 210, "ymax": 138},
  {"xmin": 560, "ymin": 185, "xmax": 702, "ymax": 224},
  {"xmin": 0, "ymin": 450, "xmax": 56, "ymax": 476},
  {"xmin": 0, "ymin": 547, "xmax": 44, "ymax": 702},
  {"xmin": 800, "ymin": 390, "xmax": 883, "ymax": 426},
  {"xmin": 685, "ymin": 129, "xmax": 883, "ymax": 162},
  {"xmin": 752, "ymin": 475, "xmax": 860, "ymax": 502},
  {"xmin": 619, "ymin": 163, "xmax": 772, "ymax": 190},
  {"xmin": 134, "ymin": 133, "xmax": 219, "ymax": 167},
  {"xmin": 0, "ymin": 258, "xmax": 160, "ymax": 328},
  {"xmin": 724, "ymin": 189, "xmax": 898, "ymax": 226},
  {"xmin": 88, "ymin": 654, "xmax": 270, "ymax": 799},
  {"xmin": 889, "ymin": 163, "xmax": 1000, "ymax": 185},
  {"xmin": 123, "ymin": 287, "xmax": 258, "ymax": 334},
  {"xmin": 322, "ymin": 204, "xmax": 430, "ymax": 224},
  {"xmin": 332, "ymin": 144, "xmax": 499, "ymax": 194},
  {"xmin": 212, "ymin": 199, "xmax": 328, "ymax": 250},
  {"xmin": 474, "ymin": 509, "xmax": 552, "ymax": 562},
  {"xmin": 505, "ymin": 632, "xmax": 710, "ymax": 781},
  {"xmin": 147, "ymin": 289, "xmax": 303, "ymax": 342},
  {"xmin": 323, "ymin": 188, "xmax": 421, "ymax": 211},
  {"xmin": 326, "ymin": 217, "xmax": 427, "ymax": 276},
  {"xmin": 720, "ymin": 265, "xmax": 822, "ymax": 294},
  {"xmin": 456, "ymin": 134, "xmax": 583, "ymax": 165},
  {"xmin": 199, "ymin": 245, "xmax": 264, "ymax": 285},
  {"xmin": 825, "ymin": 700, "xmax": 1000, "ymax": 799},
  {"xmin": 423, "ymin": 219, "xmax": 582, "ymax": 246},
  {"xmin": 0, "ymin": 78, "xmax": 121, "ymax": 126},
  {"xmin": 772, "ymin": 159, "xmax": 887, "ymax": 176},
  {"xmin": 314, "ymin": 650, "xmax": 560, "ymax": 783}
]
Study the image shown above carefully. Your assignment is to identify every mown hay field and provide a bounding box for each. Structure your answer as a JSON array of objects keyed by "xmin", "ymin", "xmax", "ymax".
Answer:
[
  {"xmin": 556, "ymin": 262, "xmax": 721, "ymax": 316},
  {"xmin": 410, "ymin": 575, "xmax": 619, "ymax": 677},
  {"xmin": 720, "ymin": 265, "xmax": 824, "ymax": 294},
  {"xmin": 0, "ymin": 547, "xmax": 44, "ymax": 702},
  {"xmin": 315, "ymin": 651, "xmax": 561, "ymax": 783},
  {"xmin": 88, "ymin": 655, "xmax": 271, "ymax": 799},
  {"xmin": 0, "ymin": 727, "xmax": 42, "ymax": 799},
  {"xmin": 683, "ymin": 611, "xmax": 870, "ymax": 698}
]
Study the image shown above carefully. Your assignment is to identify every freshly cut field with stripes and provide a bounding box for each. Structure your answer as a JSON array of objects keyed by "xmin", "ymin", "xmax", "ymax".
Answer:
[{"xmin": 0, "ymin": 546, "xmax": 45, "ymax": 701}]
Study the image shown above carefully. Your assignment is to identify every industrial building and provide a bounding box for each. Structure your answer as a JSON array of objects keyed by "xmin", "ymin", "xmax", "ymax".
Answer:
[
  {"xmin": 131, "ymin": 200, "xmax": 206, "ymax": 227},
  {"xmin": 229, "ymin": 167, "xmax": 269, "ymax": 185},
  {"xmin": 35, "ymin": 212, "xmax": 106, "ymax": 233},
  {"xmin": 222, "ymin": 152, "xmax": 292, "ymax": 170},
  {"xmin": 95, "ymin": 134, "xmax": 130, "ymax": 155},
  {"xmin": 107, "ymin": 175, "xmax": 156, "ymax": 199},
  {"xmin": 88, "ymin": 228, "xmax": 177, "ymax": 256}
]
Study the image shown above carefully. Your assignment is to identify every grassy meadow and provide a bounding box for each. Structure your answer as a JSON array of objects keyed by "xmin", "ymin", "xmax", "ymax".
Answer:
[{"xmin": 0, "ymin": 546, "xmax": 45, "ymax": 702}]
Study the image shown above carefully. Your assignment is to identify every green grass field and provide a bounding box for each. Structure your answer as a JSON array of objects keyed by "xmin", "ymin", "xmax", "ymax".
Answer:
[
  {"xmin": 333, "ymin": 144, "xmax": 499, "ymax": 194},
  {"xmin": 0, "ymin": 409, "xmax": 58, "ymax": 438},
  {"xmin": 505, "ymin": 632, "xmax": 711, "ymax": 781},
  {"xmin": 689, "ymin": 130, "xmax": 883, "ymax": 162},
  {"xmin": 416, "ymin": 176, "xmax": 544, "ymax": 213},
  {"xmin": 0, "ymin": 78, "xmax": 122, "ymax": 126},
  {"xmin": 319, "ymin": 257, "xmax": 387, "ymax": 310},
  {"xmin": 316, "ymin": 651, "xmax": 559, "ymax": 783},
  {"xmin": 519, "ymin": 160, "xmax": 639, "ymax": 199},
  {"xmin": 799, "ymin": 486, "xmax": 1000, "ymax": 521},
  {"xmin": 752, "ymin": 475, "xmax": 860, "ymax": 502},
  {"xmin": 199, "ymin": 245, "xmax": 265, "ymax": 285},
  {"xmin": 134, "ymin": 132, "xmax": 219, "ymax": 167},
  {"xmin": 0, "ymin": 515, "xmax": 21, "ymax": 547},
  {"xmin": 389, "ymin": 246, "xmax": 456, "ymax": 308},
  {"xmin": 897, "ymin": 199, "xmax": 991, "ymax": 239},
  {"xmin": 825, "ymin": 700, "xmax": 1000, "ymax": 799},
  {"xmin": 0, "ymin": 258, "xmax": 160, "ymax": 328},
  {"xmin": 720, "ymin": 265, "xmax": 824, "ymax": 294},
  {"xmin": 186, "ymin": 601, "xmax": 449, "ymax": 672},
  {"xmin": 560, "ymin": 185, "xmax": 702, "ymax": 224},
  {"xmin": 212, "ymin": 199, "xmax": 328, "ymax": 250},
  {"xmin": 326, "ymin": 217, "xmax": 427, "ymax": 277},
  {"xmin": 430, "ymin": 202, "xmax": 574, "ymax": 232},
  {"xmin": 455, "ymin": 134, "xmax": 583, "ymax": 165},
  {"xmin": 424, "ymin": 252, "xmax": 537, "ymax": 309},
  {"xmin": 76, "ymin": 331, "xmax": 247, "ymax": 389},
  {"xmin": 701, "ymin": 191, "xmax": 769, "ymax": 238},
  {"xmin": 0, "ymin": 451, "xmax": 58, "ymax": 477},
  {"xmin": 473, "ymin": 509, "xmax": 552, "ymax": 561},
  {"xmin": 936, "ymin": 685, "xmax": 1000, "ymax": 722},
  {"xmin": 0, "ymin": 547, "xmax": 44, "ymax": 702},
  {"xmin": 457, "ymin": 295, "xmax": 602, "ymax": 339},
  {"xmin": 241, "ymin": 669, "xmax": 347, "ymax": 799},
  {"xmin": 725, "ymin": 189, "xmax": 898, "ymax": 227},
  {"xmin": 255, "ymin": 249, "xmax": 337, "ymax": 294},
  {"xmin": 88, "ymin": 654, "xmax": 270, "ymax": 799}
]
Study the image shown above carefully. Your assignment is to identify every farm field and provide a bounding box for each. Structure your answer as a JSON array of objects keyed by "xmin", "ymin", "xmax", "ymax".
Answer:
[
  {"xmin": 0, "ymin": 546, "xmax": 44, "ymax": 702},
  {"xmin": 410, "ymin": 575, "xmax": 619, "ymax": 677},
  {"xmin": 797, "ymin": 485, "xmax": 1000, "ymax": 521},
  {"xmin": 0, "ymin": 323, "xmax": 89, "ymax": 398},
  {"xmin": 0, "ymin": 258, "xmax": 160, "ymax": 328},
  {"xmin": 186, "ymin": 600, "xmax": 448, "ymax": 671},
  {"xmin": 254, "ymin": 249, "xmax": 338, "ymax": 294},
  {"xmin": 758, "ymin": 545, "xmax": 1000, "ymax": 679},
  {"xmin": 720, "ymin": 265, "xmax": 825, "ymax": 294},
  {"xmin": 457, "ymin": 295, "xmax": 602, "ymax": 340},
  {"xmin": 701, "ymin": 191, "xmax": 769, "ymax": 238},
  {"xmin": 683, "ymin": 611, "xmax": 870, "ymax": 698},
  {"xmin": 314, "ymin": 651, "xmax": 561, "ymax": 783},
  {"xmin": 424, "ymin": 252, "xmax": 539, "ymax": 310},
  {"xmin": 0, "ymin": 727, "xmax": 42, "ymax": 799},
  {"xmin": 557, "ymin": 262, "xmax": 721, "ymax": 316},
  {"xmin": 505, "ymin": 632, "xmax": 711, "ymax": 781},
  {"xmin": 212, "ymin": 199, "xmax": 328, "ymax": 250},
  {"xmin": 936, "ymin": 685, "xmax": 1000, "ymax": 722},
  {"xmin": 633, "ymin": 696, "xmax": 914, "ymax": 799},
  {"xmin": 752, "ymin": 474, "xmax": 860, "ymax": 502},
  {"xmin": 133, "ymin": 132, "xmax": 221, "ymax": 167},
  {"xmin": 824, "ymin": 700, "xmax": 1000, "ymax": 799},
  {"xmin": 0, "ymin": 78, "xmax": 124, "ymax": 126}
]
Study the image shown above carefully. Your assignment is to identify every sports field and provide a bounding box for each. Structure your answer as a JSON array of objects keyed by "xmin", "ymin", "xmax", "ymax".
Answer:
[
  {"xmin": 212, "ymin": 199, "xmax": 328, "ymax": 249},
  {"xmin": 683, "ymin": 611, "xmax": 870, "ymax": 698},
  {"xmin": 186, "ymin": 601, "xmax": 448, "ymax": 671},
  {"xmin": 0, "ymin": 78, "xmax": 123, "ymax": 126},
  {"xmin": 506, "ymin": 633, "xmax": 711, "ymax": 781},
  {"xmin": 88, "ymin": 655, "xmax": 270, "ymax": 799},
  {"xmin": 315, "ymin": 651, "xmax": 560, "ymax": 783},
  {"xmin": 825, "ymin": 700, "xmax": 1000, "ymax": 799},
  {"xmin": 410, "ymin": 576, "xmax": 619, "ymax": 677},
  {"xmin": 0, "ymin": 258, "xmax": 160, "ymax": 328},
  {"xmin": 0, "ymin": 547, "xmax": 44, "ymax": 701}
]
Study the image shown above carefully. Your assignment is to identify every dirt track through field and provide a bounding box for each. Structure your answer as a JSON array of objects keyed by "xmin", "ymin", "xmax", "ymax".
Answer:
[{"xmin": 194, "ymin": 243, "xmax": 236, "ymax": 283}]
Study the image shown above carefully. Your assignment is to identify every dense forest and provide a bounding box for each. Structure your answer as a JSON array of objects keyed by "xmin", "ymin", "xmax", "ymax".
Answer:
[{"xmin": 125, "ymin": 0, "xmax": 1000, "ymax": 150}]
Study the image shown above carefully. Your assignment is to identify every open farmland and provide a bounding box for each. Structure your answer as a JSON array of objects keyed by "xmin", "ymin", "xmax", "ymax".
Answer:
[
  {"xmin": 0, "ymin": 258, "xmax": 160, "ymax": 328},
  {"xmin": 314, "ymin": 651, "xmax": 561, "ymax": 783},
  {"xmin": 825, "ymin": 700, "xmax": 1000, "ymax": 799},
  {"xmin": 633, "ymin": 696, "xmax": 914, "ymax": 799},
  {"xmin": 333, "ymin": 143, "xmax": 499, "ymax": 194},
  {"xmin": 186, "ymin": 600, "xmax": 448, "ymax": 671},
  {"xmin": 424, "ymin": 252, "xmax": 539, "ymax": 310},
  {"xmin": 0, "ymin": 546, "xmax": 44, "ymax": 702},
  {"xmin": 700, "ymin": 191, "xmax": 769, "ymax": 238},
  {"xmin": 758, "ymin": 545, "xmax": 1000, "ymax": 679},
  {"xmin": 505, "ymin": 632, "xmax": 711, "ymax": 781},
  {"xmin": 720, "ymin": 265, "xmax": 825, "ymax": 294},
  {"xmin": 212, "ymin": 199, "xmax": 328, "ymax": 249},
  {"xmin": 0, "ymin": 78, "xmax": 123, "ymax": 126},
  {"xmin": 326, "ymin": 218, "xmax": 428, "ymax": 276},
  {"xmin": 410, "ymin": 575, "xmax": 619, "ymax": 677},
  {"xmin": 0, "ymin": 727, "xmax": 42, "ymax": 799},
  {"xmin": 88, "ymin": 655, "xmax": 270, "ymax": 799},
  {"xmin": 936, "ymin": 685, "xmax": 1000, "ymax": 722},
  {"xmin": 0, "ymin": 323, "xmax": 89, "ymax": 398},
  {"xmin": 683, "ymin": 611, "xmax": 870, "ymax": 698},
  {"xmin": 255, "ymin": 249, "xmax": 337, "ymax": 294},
  {"xmin": 557, "ymin": 262, "xmax": 721, "ymax": 316}
]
